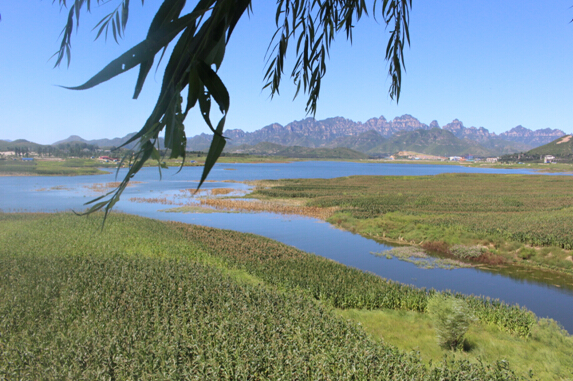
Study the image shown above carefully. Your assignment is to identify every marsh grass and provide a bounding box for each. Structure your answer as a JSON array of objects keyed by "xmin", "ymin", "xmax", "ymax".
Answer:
[
  {"xmin": 0, "ymin": 159, "xmax": 108, "ymax": 176},
  {"xmin": 251, "ymin": 174, "xmax": 573, "ymax": 273},
  {"xmin": 198, "ymin": 198, "xmax": 338, "ymax": 219},
  {"xmin": 0, "ymin": 212, "xmax": 530, "ymax": 380},
  {"xmin": 208, "ymin": 187, "xmax": 235, "ymax": 195}
]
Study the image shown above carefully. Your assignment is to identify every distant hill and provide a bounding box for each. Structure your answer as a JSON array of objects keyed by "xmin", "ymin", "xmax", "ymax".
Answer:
[
  {"xmin": 43, "ymin": 114, "xmax": 571, "ymax": 157},
  {"xmin": 500, "ymin": 135, "xmax": 573, "ymax": 163},
  {"xmin": 498, "ymin": 125, "xmax": 566, "ymax": 147},
  {"xmin": 53, "ymin": 133, "xmax": 143, "ymax": 149},
  {"xmin": 228, "ymin": 129, "xmax": 492, "ymax": 158},
  {"xmin": 325, "ymin": 130, "xmax": 387, "ymax": 152},
  {"xmin": 366, "ymin": 128, "xmax": 493, "ymax": 157},
  {"xmin": 528, "ymin": 135, "xmax": 573, "ymax": 158},
  {"xmin": 442, "ymin": 119, "xmax": 533, "ymax": 154},
  {"xmin": 227, "ymin": 142, "xmax": 369, "ymax": 159},
  {"xmin": 0, "ymin": 139, "xmax": 45, "ymax": 151}
]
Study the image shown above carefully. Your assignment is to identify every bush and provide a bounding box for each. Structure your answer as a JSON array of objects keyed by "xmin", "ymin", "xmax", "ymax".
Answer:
[
  {"xmin": 427, "ymin": 294, "xmax": 475, "ymax": 350},
  {"xmin": 518, "ymin": 247, "xmax": 536, "ymax": 260}
]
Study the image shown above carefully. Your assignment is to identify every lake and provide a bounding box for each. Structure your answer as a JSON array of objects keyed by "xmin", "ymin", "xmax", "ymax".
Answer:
[{"xmin": 2, "ymin": 161, "xmax": 572, "ymax": 333}]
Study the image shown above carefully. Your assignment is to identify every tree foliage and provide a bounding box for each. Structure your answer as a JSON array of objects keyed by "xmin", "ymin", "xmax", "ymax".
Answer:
[
  {"xmin": 53, "ymin": 0, "xmax": 412, "ymax": 218},
  {"xmin": 427, "ymin": 294, "xmax": 475, "ymax": 350}
]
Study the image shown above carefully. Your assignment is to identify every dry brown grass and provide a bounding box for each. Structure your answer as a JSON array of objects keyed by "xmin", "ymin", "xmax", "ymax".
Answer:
[
  {"xmin": 198, "ymin": 198, "xmax": 338, "ymax": 220},
  {"xmin": 209, "ymin": 188, "xmax": 235, "ymax": 196}
]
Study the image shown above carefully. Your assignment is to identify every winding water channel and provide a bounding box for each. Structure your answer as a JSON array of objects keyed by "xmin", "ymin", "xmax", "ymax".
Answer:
[{"xmin": 2, "ymin": 161, "xmax": 572, "ymax": 333}]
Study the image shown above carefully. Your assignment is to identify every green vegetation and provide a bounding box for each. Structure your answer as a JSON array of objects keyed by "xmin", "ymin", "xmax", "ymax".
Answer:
[
  {"xmin": 0, "ymin": 139, "xmax": 102, "ymax": 158},
  {"xmin": 338, "ymin": 309, "xmax": 573, "ymax": 380},
  {"xmin": 427, "ymin": 295, "xmax": 474, "ymax": 350},
  {"xmin": 501, "ymin": 135, "xmax": 573, "ymax": 163},
  {"xmin": 368, "ymin": 128, "xmax": 492, "ymax": 157},
  {"xmin": 0, "ymin": 158, "xmax": 110, "ymax": 176},
  {"xmin": 373, "ymin": 246, "xmax": 471, "ymax": 269},
  {"xmin": 225, "ymin": 142, "xmax": 371, "ymax": 159},
  {"xmin": 250, "ymin": 174, "xmax": 573, "ymax": 275},
  {"xmin": 1, "ymin": 213, "xmax": 563, "ymax": 379}
]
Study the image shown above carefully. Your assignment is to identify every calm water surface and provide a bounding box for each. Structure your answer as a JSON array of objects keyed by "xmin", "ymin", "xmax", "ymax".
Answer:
[{"xmin": 2, "ymin": 162, "xmax": 572, "ymax": 333}]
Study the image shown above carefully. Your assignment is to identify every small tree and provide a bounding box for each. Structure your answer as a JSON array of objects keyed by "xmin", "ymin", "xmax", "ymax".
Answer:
[{"xmin": 427, "ymin": 294, "xmax": 474, "ymax": 351}]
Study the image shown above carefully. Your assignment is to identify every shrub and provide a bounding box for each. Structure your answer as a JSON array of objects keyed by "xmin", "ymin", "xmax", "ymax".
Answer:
[
  {"xmin": 427, "ymin": 294, "xmax": 475, "ymax": 350},
  {"xmin": 518, "ymin": 247, "xmax": 536, "ymax": 260}
]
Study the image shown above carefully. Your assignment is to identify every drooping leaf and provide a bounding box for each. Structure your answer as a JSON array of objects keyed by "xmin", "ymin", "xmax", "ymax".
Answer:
[
  {"xmin": 196, "ymin": 61, "xmax": 229, "ymax": 113},
  {"xmin": 197, "ymin": 117, "xmax": 227, "ymax": 189}
]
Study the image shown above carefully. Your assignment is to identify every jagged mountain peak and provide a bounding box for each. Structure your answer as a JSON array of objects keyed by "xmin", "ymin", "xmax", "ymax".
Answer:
[{"xmin": 40, "ymin": 115, "xmax": 571, "ymax": 157}]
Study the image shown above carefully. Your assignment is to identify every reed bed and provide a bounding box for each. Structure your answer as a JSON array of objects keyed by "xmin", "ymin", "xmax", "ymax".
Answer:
[
  {"xmin": 198, "ymin": 198, "xmax": 338, "ymax": 220},
  {"xmin": 0, "ymin": 213, "xmax": 524, "ymax": 380},
  {"xmin": 250, "ymin": 174, "xmax": 573, "ymax": 270},
  {"xmin": 175, "ymin": 223, "xmax": 537, "ymax": 338},
  {"xmin": 208, "ymin": 187, "xmax": 235, "ymax": 196}
]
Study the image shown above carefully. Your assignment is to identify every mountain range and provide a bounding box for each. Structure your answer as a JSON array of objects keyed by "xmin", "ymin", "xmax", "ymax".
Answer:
[
  {"xmin": 188, "ymin": 115, "xmax": 567, "ymax": 156},
  {"xmin": 5, "ymin": 115, "xmax": 570, "ymax": 157}
]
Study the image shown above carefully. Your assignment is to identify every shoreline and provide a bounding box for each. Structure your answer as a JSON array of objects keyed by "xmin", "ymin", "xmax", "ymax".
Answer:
[{"xmin": 237, "ymin": 178, "xmax": 573, "ymax": 284}]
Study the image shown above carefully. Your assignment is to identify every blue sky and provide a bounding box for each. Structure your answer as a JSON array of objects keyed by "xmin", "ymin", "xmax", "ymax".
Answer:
[{"xmin": 1, "ymin": 1, "xmax": 572, "ymax": 144}]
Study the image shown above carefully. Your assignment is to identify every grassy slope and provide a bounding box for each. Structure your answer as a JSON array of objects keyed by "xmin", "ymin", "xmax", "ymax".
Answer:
[
  {"xmin": 2, "ymin": 213, "xmax": 568, "ymax": 379},
  {"xmin": 528, "ymin": 135, "xmax": 573, "ymax": 157},
  {"xmin": 249, "ymin": 174, "xmax": 573, "ymax": 275},
  {"xmin": 367, "ymin": 128, "xmax": 493, "ymax": 157}
]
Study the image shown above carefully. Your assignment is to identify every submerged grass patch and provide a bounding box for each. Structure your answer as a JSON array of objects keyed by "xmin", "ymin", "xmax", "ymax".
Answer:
[{"xmin": 373, "ymin": 247, "xmax": 472, "ymax": 269}]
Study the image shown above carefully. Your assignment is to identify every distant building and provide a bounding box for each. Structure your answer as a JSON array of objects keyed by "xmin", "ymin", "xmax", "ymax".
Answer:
[
  {"xmin": 449, "ymin": 156, "xmax": 462, "ymax": 161},
  {"xmin": 485, "ymin": 157, "xmax": 498, "ymax": 163},
  {"xmin": 544, "ymin": 155, "xmax": 556, "ymax": 164}
]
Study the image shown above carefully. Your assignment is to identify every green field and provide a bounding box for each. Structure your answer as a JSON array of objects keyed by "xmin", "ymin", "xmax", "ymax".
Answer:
[
  {"xmin": 0, "ymin": 158, "xmax": 110, "ymax": 176},
  {"xmin": 3, "ymin": 213, "xmax": 571, "ymax": 379},
  {"xmin": 249, "ymin": 173, "xmax": 573, "ymax": 275}
]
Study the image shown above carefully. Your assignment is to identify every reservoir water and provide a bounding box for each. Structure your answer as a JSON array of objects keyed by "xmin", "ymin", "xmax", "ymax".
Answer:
[{"xmin": 2, "ymin": 161, "xmax": 572, "ymax": 333}]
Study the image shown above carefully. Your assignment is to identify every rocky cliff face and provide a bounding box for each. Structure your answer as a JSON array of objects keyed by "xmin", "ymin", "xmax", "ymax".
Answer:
[
  {"xmin": 442, "ymin": 119, "xmax": 496, "ymax": 142},
  {"xmin": 499, "ymin": 126, "xmax": 566, "ymax": 146},
  {"xmin": 215, "ymin": 114, "xmax": 430, "ymax": 148},
  {"xmin": 57, "ymin": 115, "xmax": 568, "ymax": 155}
]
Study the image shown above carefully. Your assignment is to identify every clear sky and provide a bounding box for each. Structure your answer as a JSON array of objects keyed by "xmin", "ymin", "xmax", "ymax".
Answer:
[{"xmin": 1, "ymin": 1, "xmax": 573, "ymax": 144}]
